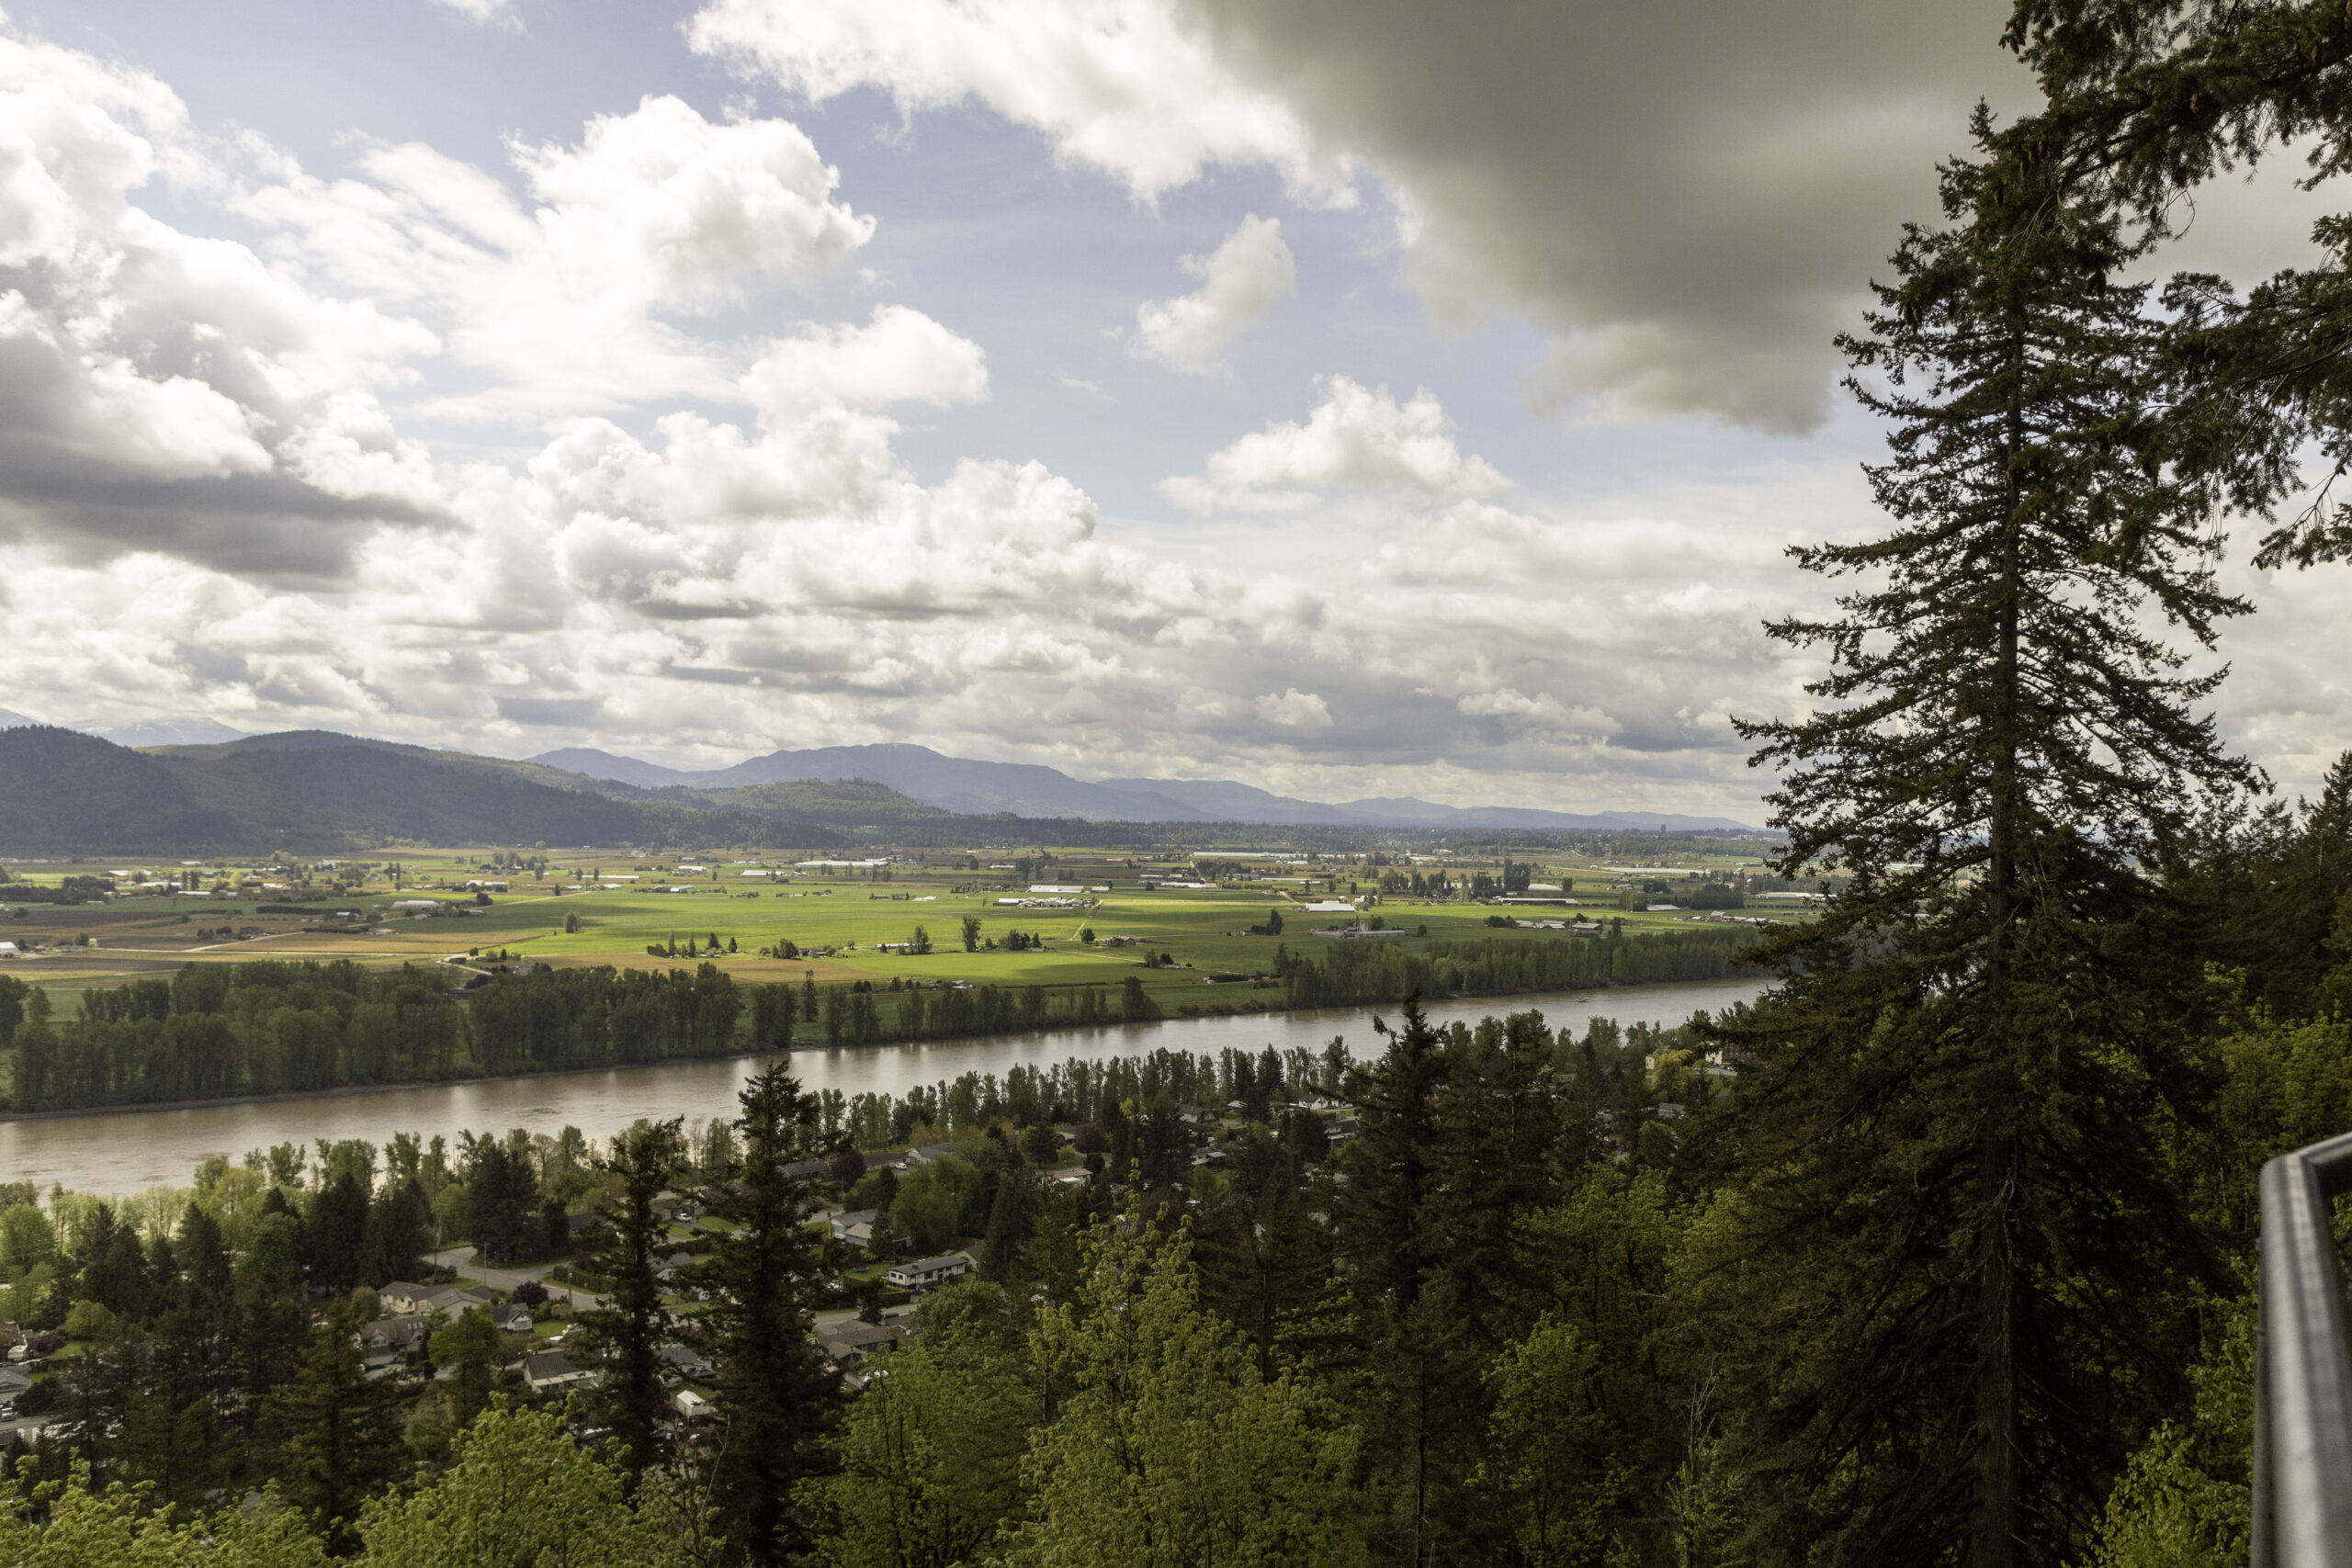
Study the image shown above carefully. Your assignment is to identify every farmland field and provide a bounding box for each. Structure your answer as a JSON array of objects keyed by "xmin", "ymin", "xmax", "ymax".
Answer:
[{"xmin": 0, "ymin": 842, "xmax": 1798, "ymax": 1021}]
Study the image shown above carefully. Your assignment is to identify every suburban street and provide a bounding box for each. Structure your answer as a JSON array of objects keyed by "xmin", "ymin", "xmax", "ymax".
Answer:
[{"xmin": 427, "ymin": 1246, "xmax": 604, "ymax": 1312}]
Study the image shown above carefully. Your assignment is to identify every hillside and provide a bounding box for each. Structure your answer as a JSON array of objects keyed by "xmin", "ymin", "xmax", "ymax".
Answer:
[
  {"xmin": 0, "ymin": 727, "xmax": 246, "ymax": 849},
  {"xmin": 684, "ymin": 777, "xmax": 967, "ymax": 828},
  {"xmin": 0, "ymin": 728, "xmax": 791, "ymax": 852}
]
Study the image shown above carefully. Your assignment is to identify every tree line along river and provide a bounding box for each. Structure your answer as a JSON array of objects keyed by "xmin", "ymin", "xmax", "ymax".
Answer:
[{"xmin": 0, "ymin": 977, "xmax": 1767, "ymax": 1198}]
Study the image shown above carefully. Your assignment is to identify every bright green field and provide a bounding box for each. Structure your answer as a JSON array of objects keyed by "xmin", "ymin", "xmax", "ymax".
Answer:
[{"xmin": 1, "ymin": 844, "xmax": 1792, "ymax": 1012}]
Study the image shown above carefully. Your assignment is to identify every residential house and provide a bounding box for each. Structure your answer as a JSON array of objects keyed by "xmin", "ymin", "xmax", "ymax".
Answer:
[
  {"xmin": 658, "ymin": 1341, "xmax": 715, "ymax": 1382},
  {"xmin": 361, "ymin": 1314, "xmax": 432, "ymax": 1361},
  {"xmin": 829, "ymin": 1209, "xmax": 878, "ymax": 1245},
  {"xmin": 496, "ymin": 1303, "xmax": 534, "ymax": 1336},
  {"xmin": 885, "ymin": 1252, "xmax": 972, "ymax": 1292},
  {"xmin": 523, "ymin": 1349, "xmax": 596, "ymax": 1394},
  {"xmin": 905, "ymin": 1144, "xmax": 959, "ymax": 1167},
  {"xmin": 673, "ymin": 1388, "xmax": 714, "ymax": 1422},
  {"xmin": 379, "ymin": 1281, "xmax": 494, "ymax": 1317},
  {"xmin": 818, "ymin": 1319, "xmax": 907, "ymax": 1369}
]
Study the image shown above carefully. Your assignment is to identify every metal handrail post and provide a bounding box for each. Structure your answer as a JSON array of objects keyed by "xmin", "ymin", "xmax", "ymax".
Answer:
[{"xmin": 2256, "ymin": 1131, "xmax": 2352, "ymax": 1566}]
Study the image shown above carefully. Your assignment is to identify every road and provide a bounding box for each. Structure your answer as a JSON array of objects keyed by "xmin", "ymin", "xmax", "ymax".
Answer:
[{"xmin": 426, "ymin": 1245, "xmax": 604, "ymax": 1312}]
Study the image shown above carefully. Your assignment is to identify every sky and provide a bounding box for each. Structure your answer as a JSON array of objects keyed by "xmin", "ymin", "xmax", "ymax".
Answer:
[{"xmin": 1, "ymin": 0, "xmax": 2347, "ymax": 819}]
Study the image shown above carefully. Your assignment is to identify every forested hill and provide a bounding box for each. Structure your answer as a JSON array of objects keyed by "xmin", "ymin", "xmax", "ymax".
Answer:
[{"xmin": 0, "ymin": 728, "xmax": 881, "ymax": 853}]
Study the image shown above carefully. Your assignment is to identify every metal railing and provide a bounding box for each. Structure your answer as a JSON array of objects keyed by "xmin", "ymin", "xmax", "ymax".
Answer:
[{"xmin": 2256, "ymin": 1131, "xmax": 2352, "ymax": 1566}]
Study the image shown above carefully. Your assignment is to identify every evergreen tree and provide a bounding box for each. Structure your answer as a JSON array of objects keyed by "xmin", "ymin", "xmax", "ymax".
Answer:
[
  {"xmin": 161, "ymin": 1202, "xmax": 238, "ymax": 1408},
  {"xmin": 1191, "ymin": 1179, "xmax": 1333, "ymax": 1385},
  {"xmin": 1706, "ymin": 113, "xmax": 2252, "ymax": 1568},
  {"xmin": 78, "ymin": 1203, "xmax": 145, "ymax": 1319},
  {"xmin": 979, "ymin": 1167, "xmax": 1031, "ymax": 1281},
  {"xmin": 236, "ymin": 1207, "xmax": 309, "ymax": 1439},
  {"xmin": 364, "ymin": 1177, "xmax": 434, "ymax": 1287},
  {"xmin": 2010, "ymin": 0, "xmax": 2352, "ymax": 569},
  {"xmin": 691, "ymin": 1064, "xmax": 842, "ymax": 1565},
  {"xmin": 305, "ymin": 1169, "xmax": 369, "ymax": 1294},
  {"xmin": 577, "ymin": 1118, "xmax": 685, "ymax": 1483},
  {"xmin": 1331, "ymin": 998, "xmax": 1470, "ymax": 1563},
  {"xmin": 270, "ymin": 1299, "xmax": 406, "ymax": 1551}
]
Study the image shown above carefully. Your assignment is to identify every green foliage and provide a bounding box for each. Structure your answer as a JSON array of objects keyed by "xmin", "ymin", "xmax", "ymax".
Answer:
[
  {"xmin": 10, "ymin": 957, "xmax": 763, "ymax": 1112},
  {"xmin": 1006, "ymin": 1217, "xmax": 1366, "ymax": 1568},
  {"xmin": 1473, "ymin": 1318, "xmax": 1617, "ymax": 1567},
  {"xmin": 0, "ymin": 1463, "xmax": 325, "ymax": 1567},
  {"xmin": 430, "ymin": 1306, "xmax": 507, "ymax": 1428},
  {"xmin": 804, "ymin": 1284, "xmax": 1031, "ymax": 1568},
  {"xmin": 1282, "ymin": 926, "xmax": 1755, "ymax": 1010},
  {"xmin": 59, "ymin": 1301, "xmax": 114, "ymax": 1340},
  {"xmin": 0, "ymin": 1207, "xmax": 56, "ymax": 1272},
  {"xmin": 2080, "ymin": 1289, "xmax": 2255, "ymax": 1568},
  {"xmin": 357, "ymin": 1401, "xmax": 705, "ymax": 1568}
]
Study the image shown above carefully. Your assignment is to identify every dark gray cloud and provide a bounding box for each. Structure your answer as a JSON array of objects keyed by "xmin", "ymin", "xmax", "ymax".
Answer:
[{"xmin": 1187, "ymin": 0, "xmax": 2025, "ymax": 428}]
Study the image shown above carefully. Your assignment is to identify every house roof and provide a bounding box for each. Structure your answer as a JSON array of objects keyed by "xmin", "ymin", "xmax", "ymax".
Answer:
[
  {"xmin": 892, "ymin": 1252, "xmax": 972, "ymax": 1274},
  {"xmin": 524, "ymin": 1349, "xmax": 581, "ymax": 1381},
  {"xmin": 826, "ymin": 1320, "xmax": 903, "ymax": 1349}
]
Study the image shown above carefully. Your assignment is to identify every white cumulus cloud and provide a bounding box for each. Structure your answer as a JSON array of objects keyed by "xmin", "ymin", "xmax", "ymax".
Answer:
[
  {"xmin": 1256, "ymin": 688, "xmax": 1332, "ymax": 728},
  {"xmin": 687, "ymin": 0, "xmax": 1355, "ymax": 206},
  {"xmin": 745, "ymin": 304, "xmax": 989, "ymax": 420},
  {"xmin": 1164, "ymin": 376, "xmax": 1509, "ymax": 513},
  {"xmin": 236, "ymin": 95, "xmax": 876, "ymax": 418},
  {"xmin": 1133, "ymin": 214, "xmax": 1295, "ymax": 373},
  {"xmin": 427, "ymin": 0, "xmax": 522, "ymax": 28}
]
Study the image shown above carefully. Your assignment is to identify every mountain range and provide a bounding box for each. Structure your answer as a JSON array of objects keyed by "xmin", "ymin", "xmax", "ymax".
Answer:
[
  {"xmin": 0, "ymin": 716, "xmax": 1763, "ymax": 851},
  {"xmin": 0, "ymin": 728, "xmax": 953, "ymax": 854},
  {"xmin": 528, "ymin": 742, "xmax": 1761, "ymax": 834}
]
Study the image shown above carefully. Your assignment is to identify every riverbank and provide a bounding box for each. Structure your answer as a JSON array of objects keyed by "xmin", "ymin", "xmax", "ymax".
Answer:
[
  {"xmin": 0, "ymin": 940, "xmax": 1761, "ymax": 1122},
  {"xmin": 0, "ymin": 978, "xmax": 1771, "ymax": 1197}
]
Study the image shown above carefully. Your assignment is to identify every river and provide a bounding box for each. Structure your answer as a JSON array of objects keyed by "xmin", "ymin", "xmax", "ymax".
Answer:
[{"xmin": 0, "ymin": 978, "xmax": 1769, "ymax": 1197}]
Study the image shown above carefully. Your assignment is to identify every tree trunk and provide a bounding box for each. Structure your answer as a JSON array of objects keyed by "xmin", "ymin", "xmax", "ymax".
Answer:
[{"xmin": 1971, "ymin": 331, "xmax": 2029, "ymax": 1568}]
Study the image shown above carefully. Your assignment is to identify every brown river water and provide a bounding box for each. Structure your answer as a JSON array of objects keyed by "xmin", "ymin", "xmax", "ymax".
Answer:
[{"xmin": 0, "ymin": 978, "xmax": 1769, "ymax": 1197}]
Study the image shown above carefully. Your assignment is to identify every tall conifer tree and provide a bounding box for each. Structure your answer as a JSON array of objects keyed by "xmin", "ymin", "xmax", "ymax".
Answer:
[
  {"xmin": 691, "ymin": 1064, "xmax": 841, "ymax": 1565},
  {"xmin": 578, "ymin": 1118, "xmax": 686, "ymax": 1483},
  {"xmin": 1705, "ymin": 110, "xmax": 2254, "ymax": 1568},
  {"xmin": 270, "ymin": 1298, "xmax": 405, "ymax": 1552}
]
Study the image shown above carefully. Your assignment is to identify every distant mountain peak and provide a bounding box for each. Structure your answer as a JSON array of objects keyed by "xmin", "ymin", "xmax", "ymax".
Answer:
[{"xmin": 532, "ymin": 742, "xmax": 1764, "ymax": 832}]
